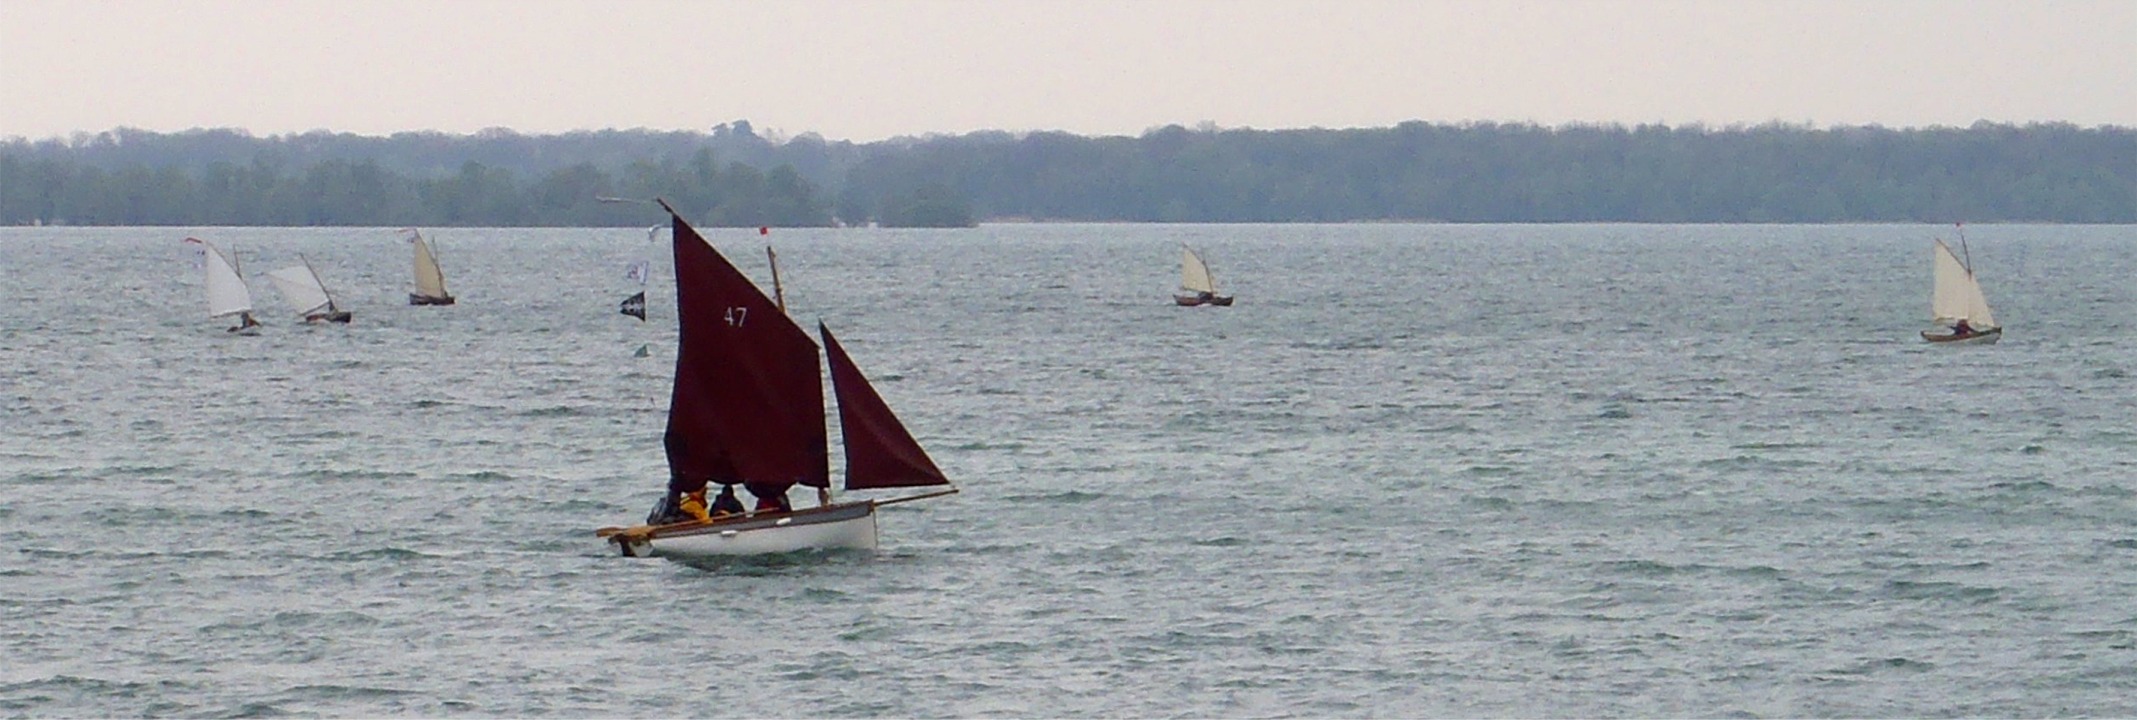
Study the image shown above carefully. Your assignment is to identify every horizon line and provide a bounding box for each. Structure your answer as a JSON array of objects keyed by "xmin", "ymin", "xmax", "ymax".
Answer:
[{"xmin": 9, "ymin": 117, "xmax": 2136, "ymax": 146}]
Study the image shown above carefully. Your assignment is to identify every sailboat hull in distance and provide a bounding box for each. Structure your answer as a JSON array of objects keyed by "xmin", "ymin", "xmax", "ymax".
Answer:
[
  {"xmin": 1174, "ymin": 245, "xmax": 1233, "ymax": 306},
  {"xmin": 409, "ymin": 293, "xmax": 456, "ymax": 306},
  {"xmin": 602, "ymin": 501, "xmax": 878, "ymax": 559},
  {"xmin": 306, "ymin": 311, "xmax": 354, "ymax": 323},
  {"xmin": 1921, "ymin": 327, "xmax": 2002, "ymax": 345},
  {"xmin": 1924, "ymin": 233, "xmax": 1998, "ymax": 345}
]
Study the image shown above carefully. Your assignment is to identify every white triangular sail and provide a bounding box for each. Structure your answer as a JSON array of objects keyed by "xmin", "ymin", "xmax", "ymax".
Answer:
[
  {"xmin": 1931, "ymin": 239, "xmax": 1996, "ymax": 328},
  {"xmin": 412, "ymin": 232, "xmax": 450, "ymax": 299},
  {"xmin": 265, "ymin": 264, "xmax": 334, "ymax": 316},
  {"xmin": 1180, "ymin": 246, "xmax": 1217, "ymax": 294},
  {"xmin": 193, "ymin": 239, "xmax": 254, "ymax": 319}
]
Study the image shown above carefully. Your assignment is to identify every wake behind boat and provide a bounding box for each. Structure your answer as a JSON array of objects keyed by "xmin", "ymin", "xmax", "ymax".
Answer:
[
  {"xmin": 1921, "ymin": 226, "xmax": 2001, "ymax": 345},
  {"xmin": 184, "ymin": 237, "xmax": 262, "ymax": 335},
  {"xmin": 264, "ymin": 254, "xmax": 352, "ymax": 324},
  {"xmin": 594, "ymin": 200, "xmax": 957, "ymax": 560}
]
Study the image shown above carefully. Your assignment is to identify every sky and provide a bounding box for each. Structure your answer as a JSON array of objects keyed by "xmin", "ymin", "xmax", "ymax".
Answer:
[{"xmin": 2, "ymin": 0, "xmax": 2133, "ymax": 142}]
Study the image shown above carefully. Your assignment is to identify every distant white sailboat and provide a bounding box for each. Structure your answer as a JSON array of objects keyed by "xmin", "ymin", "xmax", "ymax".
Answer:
[
  {"xmin": 1173, "ymin": 245, "xmax": 1234, "ymax": 306},
  {"xmin": 264, "ymin": 255, "xmax": 353, "ymax": 324},
  {"xmin": 403, "ymin": 228, "xmax": 456, "ymax": 305},
  {"xmin": 184, "ymin": 237, "xmax": 262, "ymax": 335},
  {"xmin": 1921, "ymin": 226, "xmax": 2001, "ymax": 345}
]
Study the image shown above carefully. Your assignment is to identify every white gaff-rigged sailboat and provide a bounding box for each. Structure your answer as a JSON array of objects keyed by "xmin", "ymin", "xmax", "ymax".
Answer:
[
  {"xmin": 1173, "ymin": 245, "xmax": 1234, "ymax": 306},
  {"xmin": 402, "ymin": 228, "xmax": 456, "ymax": 305},
  {"xmin": 595, "ymin": 201, "xmax": 957, "ymax": 560},
  {"xmin": 1922, "ymin": 230, "xmax": 2001, "ymax": 345},
  {"xmin": 264, "ymin": 255, "xmax": 353, "ymax": 324},
  {"xmin": 184, "ymin": 237, "xmax": 262, "ymax": 335}
]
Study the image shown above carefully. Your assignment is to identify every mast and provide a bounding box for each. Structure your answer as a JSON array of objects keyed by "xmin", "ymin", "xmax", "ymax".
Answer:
[
  {"xmin": 763, "ymin": 242, "xmax": 818, "ymax": 504},
  {"xmin": 767, "ymin": 246, "xmax": 787, "ymax": 314},
  {"xmin": 232, "ymin": 245, "xmax": 259, "ymax": 327},
  {"xmin": 232, "ymin": 245, "xmax": 250, "ymax": 327},
  {"xmin": 1956, "ymin": 222, "xmax": 1973, "ymax": 275},
  {"xmin": 300, "ymin": 254, "xmax": 338, "ymax": 312}
]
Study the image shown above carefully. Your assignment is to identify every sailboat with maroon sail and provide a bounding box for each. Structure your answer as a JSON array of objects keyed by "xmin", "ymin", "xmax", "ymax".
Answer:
[{"xmin": 595, "ymin": 201, "xmax": 957, "ymax": 559}]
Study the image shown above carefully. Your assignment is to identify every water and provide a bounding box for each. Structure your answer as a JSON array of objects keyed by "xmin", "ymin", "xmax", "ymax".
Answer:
[{"xmin": 3, "ymin": 223, "xmax": 2135, "ymax": 717}]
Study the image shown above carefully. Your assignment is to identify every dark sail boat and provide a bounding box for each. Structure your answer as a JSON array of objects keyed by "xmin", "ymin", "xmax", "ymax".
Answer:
[{"xmin": 596, "ymin": 200, "xmax": 956, "ymax": 558}]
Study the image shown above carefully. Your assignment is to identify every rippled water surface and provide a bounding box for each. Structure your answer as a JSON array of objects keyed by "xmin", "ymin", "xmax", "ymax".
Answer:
[{"xmin": 4, "ymin": 223, "xmax": 2136, "ymax": 717}]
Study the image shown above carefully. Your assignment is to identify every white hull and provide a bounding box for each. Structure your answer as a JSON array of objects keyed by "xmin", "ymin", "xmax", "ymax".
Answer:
[{"xmin": 612, "ymin": 502, "xmax": 878, "ymax": 559}]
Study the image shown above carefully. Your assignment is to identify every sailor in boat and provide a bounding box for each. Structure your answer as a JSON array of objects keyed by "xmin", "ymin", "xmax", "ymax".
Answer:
[
  {"xmin": 748, "ymin": 485, "xmax": 794, "ymax": 515},
  {"xmin": 709, "ymin": 484, "xmax": 745, "ymax": 518},
  {"xmin": 1951, "ymin": 319, "xmax": 1974, "ymax": 337},
  {"xmin": 678, "ymin": 489, "xmax": 714, "ymax": 523},
  {"xmin": 647, "ymin": 472, "xmax": 709, "ymax": 524},
  {"xmin": 230, "ymin": 311, "xmax": 262, "ymax": 333},
  {"xmin": 648, "ymin": 477, "xmax": 754, "ymax": 525}
]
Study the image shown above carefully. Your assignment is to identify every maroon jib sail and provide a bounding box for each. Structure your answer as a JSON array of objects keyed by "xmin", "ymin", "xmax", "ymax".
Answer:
[
  {"xmin": 661, "ymin": 202, "xmax": 828, "ymax": 500},
  {"xmin": 822, "ymin": 322, "xmax": 950, "ymax": 490}
]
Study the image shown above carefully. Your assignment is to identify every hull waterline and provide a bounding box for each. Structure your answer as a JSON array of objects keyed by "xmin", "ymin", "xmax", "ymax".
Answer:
[
  {"xmin": 1921, "ymin": 327, "xmax": 2002, "ymax": 345},
  {"xmin": 605, "ymin": 501, "xmax": 878, "ymax": 559}
]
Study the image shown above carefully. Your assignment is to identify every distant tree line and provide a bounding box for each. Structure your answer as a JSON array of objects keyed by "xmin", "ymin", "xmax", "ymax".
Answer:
[
  {"xmin": 0, "ymin": 128, "xmax": 846, "ymax": 228},
  {"xmin": 887, "ymin": 121, "xmax": 2136, "ymax": 223},
  {"xmin": 3, "ymin": 120, "xmax": 2132, "ymax": 226}
]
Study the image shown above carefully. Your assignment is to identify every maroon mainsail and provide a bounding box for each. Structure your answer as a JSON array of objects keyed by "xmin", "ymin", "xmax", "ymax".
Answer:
[
  {"xmin": 662, "ymin": 203, "xmax": 829, "ymax": 499},
  {"xmin": 822, "ymin": 322, "xmax": 951, "ymax": 490}
]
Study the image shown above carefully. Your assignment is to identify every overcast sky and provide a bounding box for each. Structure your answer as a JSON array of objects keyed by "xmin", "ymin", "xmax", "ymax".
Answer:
[{"xmin": 3, "ymin": 0, "xmax": 2132, "ymax": 142}]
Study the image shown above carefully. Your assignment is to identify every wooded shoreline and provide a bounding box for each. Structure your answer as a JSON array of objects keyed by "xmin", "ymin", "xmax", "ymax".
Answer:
[{"xmin": 5, "ymin": 120, "xmax": 2132, "ymax": 227}]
